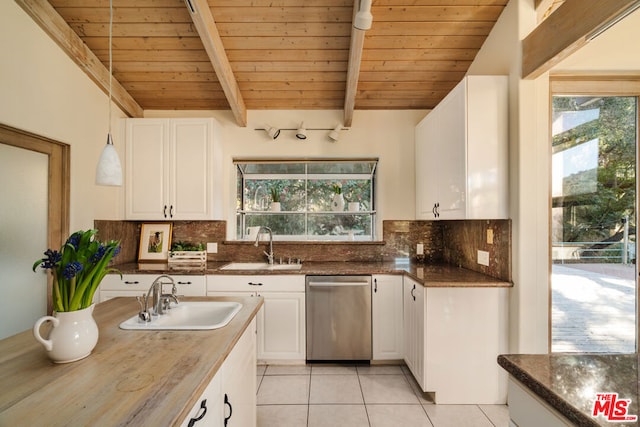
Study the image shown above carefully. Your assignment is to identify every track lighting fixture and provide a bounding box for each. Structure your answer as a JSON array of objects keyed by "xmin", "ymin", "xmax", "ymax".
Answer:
[
  {"xmin": 264, "ymin": 125, "xmax": 281, "ymax": 139},
  {"xmin": 296, "ymin": 122, "xmax": 307, "ymax": 140},
  {"xmin": 328, "ymin": 124, "xmax": 342, "ymax": 142}
]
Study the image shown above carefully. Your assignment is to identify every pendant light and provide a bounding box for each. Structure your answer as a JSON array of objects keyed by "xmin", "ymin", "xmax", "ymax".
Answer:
[{"xmin": 96, "ymin": 0, "xmax": 123, "ymax": 186}]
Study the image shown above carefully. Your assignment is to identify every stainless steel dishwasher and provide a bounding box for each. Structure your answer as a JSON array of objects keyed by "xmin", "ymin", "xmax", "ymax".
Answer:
[{"xmin": 306, "ymin": 275, "xmax": 372, "ymax": 361}]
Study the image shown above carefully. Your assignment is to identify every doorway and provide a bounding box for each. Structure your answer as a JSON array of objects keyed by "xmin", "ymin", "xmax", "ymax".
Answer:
[
  {"xmin": 551, "ymin": 94, "xmax": 638, "ymax": 353},
  {"xmin": 0, "ymin": 124, "xmax": 69, "ymax": 338}
]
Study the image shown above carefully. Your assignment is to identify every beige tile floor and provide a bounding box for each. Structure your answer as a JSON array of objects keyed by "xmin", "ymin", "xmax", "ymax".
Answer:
[{"xmin": 256, "ymin": 364, "xmax": 510, "ymax": 427}]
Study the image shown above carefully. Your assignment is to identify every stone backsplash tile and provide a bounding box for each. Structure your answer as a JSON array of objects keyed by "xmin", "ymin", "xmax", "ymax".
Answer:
[{"xmin": 94, "ymin": 218, "xmax": 511, "ymax": 280}]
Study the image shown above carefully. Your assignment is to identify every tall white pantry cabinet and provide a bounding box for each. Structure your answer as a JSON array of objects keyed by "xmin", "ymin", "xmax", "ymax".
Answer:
[
  {"xmin": 415, "ymin": 75, "xmax": 508, "ymax": 220},
  {"xmin": 125, "ymin": 118, "xmax": 223, "ymax": 220}
]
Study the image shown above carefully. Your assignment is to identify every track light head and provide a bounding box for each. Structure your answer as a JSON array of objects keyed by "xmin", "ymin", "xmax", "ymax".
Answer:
[
  {"xmin": 328, "ymin": 124, "xmax": 342, "ymax": 142},
  {"xmin": 354, "ymin": 0, "xmax": 373, "ymax": 30},
  {"xmin": 296, "ymin": 122, "xmax": 307, "ymax": 140},
  {"xmin": 265, "ymin": 125, "xmax": 280, "ymax": 139}
]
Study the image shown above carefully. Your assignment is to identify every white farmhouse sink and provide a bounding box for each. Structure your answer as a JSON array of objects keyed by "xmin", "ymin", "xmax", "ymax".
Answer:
[
  {"xmin": 119, "ymin": 301, "xmax": 242, "ymax": 330},
  {"xmin": 220, "ymin": 262, "xmax": 302, "ymax": 271}
]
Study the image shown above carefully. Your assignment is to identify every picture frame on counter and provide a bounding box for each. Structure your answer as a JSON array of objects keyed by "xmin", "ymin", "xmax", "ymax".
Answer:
[{"xmin": 138, "ymin": 223, "xmax": 172, "ymax": 262}]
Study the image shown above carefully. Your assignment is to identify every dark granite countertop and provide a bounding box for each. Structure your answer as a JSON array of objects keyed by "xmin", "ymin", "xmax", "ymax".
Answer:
[
  {"xmin": 112, "ymin": 261, "xmax": 512, "ymax": 288},
  {"xmin": 498, "ymin": 353, "xmax": 639, "ymax": 426}
]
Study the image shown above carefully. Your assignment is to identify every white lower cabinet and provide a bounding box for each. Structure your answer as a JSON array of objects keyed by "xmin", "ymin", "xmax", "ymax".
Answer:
[
  {"xmin": 207, "ymin": 275, "xmax": 305, "ymax": 362},
  {"xmin": 99, "ymin": 274, "xmax": 206, "ymax": 302},
  {"xmin": 372, "ymin": 275, "xmax": 404, "ymax": 360},
  {"xmin": 181, "ymin": 318, "xmax": 257, "ymax": 427},
  {"xmin": 403, "ymin": 277, "xmax": 508, "ymax": 404},
  {"xmin": 403, "ymin": 277, "xmax": 426, "ymax": 389}
]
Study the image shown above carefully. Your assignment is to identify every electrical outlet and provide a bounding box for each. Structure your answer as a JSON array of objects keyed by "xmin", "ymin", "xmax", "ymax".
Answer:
[
  {"xmin": 206, "ymin": 242, "xmax": 218, "ymax": 253},
  {"xmin": 416, "ymin": 243, "xmax": 424, "ymax": 255},
  {"xmin": 487, "ymin": 229, "xmax": 494, "ymax": 245},
  {"xmin": 477, "ymin": 250, "xmax": 490, "ymax": 266}
]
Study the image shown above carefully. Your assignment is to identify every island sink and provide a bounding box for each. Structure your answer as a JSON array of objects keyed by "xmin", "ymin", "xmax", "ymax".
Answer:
[
  {"xmin": 119, "ymin": 301, "xmax": 242, "ymax": 330},
  {"xmin": 220, "ymin": 262, "xmax": 302, "ymax": 271}
]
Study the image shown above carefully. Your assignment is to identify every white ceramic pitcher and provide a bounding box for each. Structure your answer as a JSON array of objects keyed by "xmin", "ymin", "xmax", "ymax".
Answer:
[{"xmin": 33, "ymin": 304, "xmax": 99, "ymax": 363}]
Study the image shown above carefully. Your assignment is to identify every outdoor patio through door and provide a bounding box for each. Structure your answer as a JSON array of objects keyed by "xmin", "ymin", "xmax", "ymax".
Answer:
[{"xmin": 551, "ymin": 95, "xmax": 638, "ymax": 353}]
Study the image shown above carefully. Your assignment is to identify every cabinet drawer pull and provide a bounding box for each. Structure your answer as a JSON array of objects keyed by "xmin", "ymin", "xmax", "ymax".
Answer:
[
  {"xmin": 374, "ymin": 278, "xmax": 377, "ymax": 293},
  {"xmin": 248, "ymin": 282, "xmax": 263, "ymax": 286},
  {"xmin": 224, "ymin": 393, "xmax": 233, "ymax": 426},
  {"xmin": 411, "ymin": 284, "xmax": 416, "ymax": 301},
  {"xmin": 170, "ymin": 205, "xmax": 174, "ymax": 218},
  {"xmin": 177, "ymin": 281, "xmax": 192, "ymax": 285},
  {"xmin": 187, "ymin": 399, "xmax": 207, "ymax": 426},
  {"xmin": 163, "ymin": 205, "xmax": 167, "ymax": 218},
  {"xmin": 124, "ymin": 281, "xmax": 140, "ymax": 285}
]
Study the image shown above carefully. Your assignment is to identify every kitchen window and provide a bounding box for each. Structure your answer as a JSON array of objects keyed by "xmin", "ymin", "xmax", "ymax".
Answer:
[{"xmin": 234, "ymin": 159, "xmax": 377, "ymax": 241}]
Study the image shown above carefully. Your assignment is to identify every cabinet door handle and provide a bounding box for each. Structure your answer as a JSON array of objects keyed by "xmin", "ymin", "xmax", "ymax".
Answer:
[
  {"xmin": 248, "ymin": 282, "xmax": 263, "ymax": 286},
  {"xmin": 374, "ymin": 278, "xmax": 377, "ymax": 293},
  {"xmin": 224, "ymin": 393, "xmax": 233, "ymax": 426},
  {"xmin": 411, "ymin": 284, "xmax": 416, "ymax": 301},
  {"xmin": 163, "ymin": 205, "xmax": 168, "ymax": 218},
  {"xmin": 170, "ymin": 205, "xmax": 174, "ymax": 218},
  {"xmin": 187, "ymin": 399, "xmax": 207, "ymax": 427},
  {"xmin": 177, "ymin": 281, "xmax": 192, "ymax": 285},
  {"xmin": 124, "ymin": 281, "xmax": 139, "ymax": 285}
]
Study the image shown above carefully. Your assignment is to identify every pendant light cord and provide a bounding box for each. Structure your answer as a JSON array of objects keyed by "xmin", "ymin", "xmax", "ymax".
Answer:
[{"xmin": 108, "ymin": 0, "xmax": 113, "ymax": 141}]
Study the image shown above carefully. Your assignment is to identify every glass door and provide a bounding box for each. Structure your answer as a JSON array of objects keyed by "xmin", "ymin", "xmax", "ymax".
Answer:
[{"xmin": 551, "ymin": 95, "xmax": 637, "ymax": 353}]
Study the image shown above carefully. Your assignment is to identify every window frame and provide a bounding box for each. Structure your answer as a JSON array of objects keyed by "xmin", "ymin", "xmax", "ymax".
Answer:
[{"xmin": 234, "ymin": 158, "xmax": 378, "ymax": 241}]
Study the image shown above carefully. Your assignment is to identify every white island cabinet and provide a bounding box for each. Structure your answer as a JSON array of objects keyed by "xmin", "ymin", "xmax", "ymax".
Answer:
[
  {"xmin": 207, "ymin": 275, "xmax": 306, "ymax": 362},
  {"xmin": 125, "ymin": 118, "xmax": 222, "ymax": 220},
  {"xmin": 415, "ymin": 75, "xmax": 508, "ymax": 220},
  {"xmin": 181, "ymin": 318, "xmax": 257, "ymax": 427},
  {"xmin": 372, "ymin": 275, "xmax": 404, "ymax": 360}
]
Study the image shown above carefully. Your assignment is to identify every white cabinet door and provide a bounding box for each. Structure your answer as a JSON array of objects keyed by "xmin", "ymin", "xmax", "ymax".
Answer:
[
  {"xmin": 372, "ymin": 275, "xmax": 403, "ymax": 360},
  {"xmin": 125, "ymin": 118, "xmax": 218, "ymax": 220},
  {"xmin": 207, "ymin": 275, "xmax": 305, "ymax": 362},
  {"xmin": 222, "ymin": 318, "xmax": 257, "ymax": 426},
  {"xmin": 181, "ymin": 318, "xmax": 256, "ymax": 427},
  {"xmin": 258, "ymin": 292, "xmax": 306, "ymax": 361},
  {"xmin": 414, "ymin": 75, "xmax": 508, "ymax": 220},
  {"xmin": 169, "ymin": 119, "xmax": 215, "ymax": 220},
  {"xmin": 125, "ymin": 119, "xmax": 168, "ymax": 220},
  {"xmin": 403, "ymin": 277, "xmax": 425, "ymax": 390}
]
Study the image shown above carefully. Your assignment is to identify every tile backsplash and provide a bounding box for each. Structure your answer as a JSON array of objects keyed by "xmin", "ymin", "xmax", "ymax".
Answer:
[{"xmin": 95, "ymin": 218, "xmax": 511, "ymax": 281}]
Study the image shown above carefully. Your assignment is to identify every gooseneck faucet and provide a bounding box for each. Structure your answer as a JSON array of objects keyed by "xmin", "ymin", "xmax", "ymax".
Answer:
[
  {"xmin": 254, "ymin": 226, "xmax": 274, "ymax": 265},
  {"xmin": 137, "ymin": 275, "xmax": 178, "ymax": 322}
]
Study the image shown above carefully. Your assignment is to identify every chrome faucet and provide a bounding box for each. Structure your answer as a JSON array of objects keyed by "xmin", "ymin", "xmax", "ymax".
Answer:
[
  {"xmin": 137, "ymin": 275, "xmax": 178, "ymax": 322},
  {"xmin": 254, "ymin": 226, "xmax": 274, "ymax": 265}
]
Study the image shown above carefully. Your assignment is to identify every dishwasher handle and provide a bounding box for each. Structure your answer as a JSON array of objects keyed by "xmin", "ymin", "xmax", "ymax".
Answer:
[{"xmin": 307, "ymin": 281, "xmax": 370, "ymax": 287}]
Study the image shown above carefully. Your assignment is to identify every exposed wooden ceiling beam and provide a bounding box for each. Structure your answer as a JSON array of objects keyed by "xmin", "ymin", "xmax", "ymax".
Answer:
[
  {"xmin": 184, "ymin": 0, "xmax": 247, "ymax": 127},
  {"xmin": 522, "ymin": 0, "xmax": 640, "ymax": 79},
  {"xmin": 15, "ymin": 0, "xmax": 143, "ymax": 118},
  {"xmin": 343, "ymin": 0, "xmax": 366, "ymax": 127}
]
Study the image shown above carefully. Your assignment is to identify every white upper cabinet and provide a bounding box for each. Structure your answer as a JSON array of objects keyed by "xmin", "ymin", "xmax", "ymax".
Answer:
[
  {"xmin": 415, "ymin": 75, "xmax": 508, "ymax": 220},
  {"xmin": 125, "ymin": 118, "xmax": 222, "ymax": 220}
]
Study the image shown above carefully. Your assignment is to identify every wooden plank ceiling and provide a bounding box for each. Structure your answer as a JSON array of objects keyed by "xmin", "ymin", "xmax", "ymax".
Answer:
[{"xmin": 46, "ymin": 0, "xmax": 507, "ymax": 125}]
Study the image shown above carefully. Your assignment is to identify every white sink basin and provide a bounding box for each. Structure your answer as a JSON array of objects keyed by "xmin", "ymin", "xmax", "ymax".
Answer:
[
  {"xmin": 119, "ymin": 301, "xmax": 242, "ymax": 330},
  {"xmin": 220, "ymin": 262, "xmax": 302, "ymax": 271}
]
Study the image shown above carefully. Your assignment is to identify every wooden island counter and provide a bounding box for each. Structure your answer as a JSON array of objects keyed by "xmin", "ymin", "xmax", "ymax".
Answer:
[{"xmin": 0, "ymin": 296, "xmax": 263, "ymax": 426}]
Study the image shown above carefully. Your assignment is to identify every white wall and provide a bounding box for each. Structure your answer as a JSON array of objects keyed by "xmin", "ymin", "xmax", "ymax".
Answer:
[
  {"xmin": 0, "ymin": 1, "xmax": 125, "ymax": 231},
  {"xmin": 145, "ymin": 109, "xmax": 425, "ymax": 238}
]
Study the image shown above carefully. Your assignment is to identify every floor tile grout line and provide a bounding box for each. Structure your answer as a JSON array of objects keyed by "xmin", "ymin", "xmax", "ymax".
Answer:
[{"xmin": 356, "ymin": 369, "xmax": 373, "ymax": 426}]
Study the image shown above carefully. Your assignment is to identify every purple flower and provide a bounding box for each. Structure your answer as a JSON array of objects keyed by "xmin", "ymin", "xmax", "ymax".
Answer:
[
  {"xmin": 62, "ymin": 261, "xmax": 83, "ymax": 280},
  {"xmin": 40, "ymin": 249, "xmax": 62, "ymax": 269},
  {"xmin": 90, "ymin": 245, "xmax": 108, "ymax": 263},
  {"xmin": 66, "ymin": 232, "xmax": 82, "ymax": 250}
]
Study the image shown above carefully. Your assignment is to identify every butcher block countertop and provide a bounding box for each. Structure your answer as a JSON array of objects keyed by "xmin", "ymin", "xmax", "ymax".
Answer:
[
  {"xmin": 119, "ymin": 261, "xmax": 512, "ymax": 288},
  {"xmin": 0, "ymin": 296, "xmax": 263, "ymax": 427}
]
